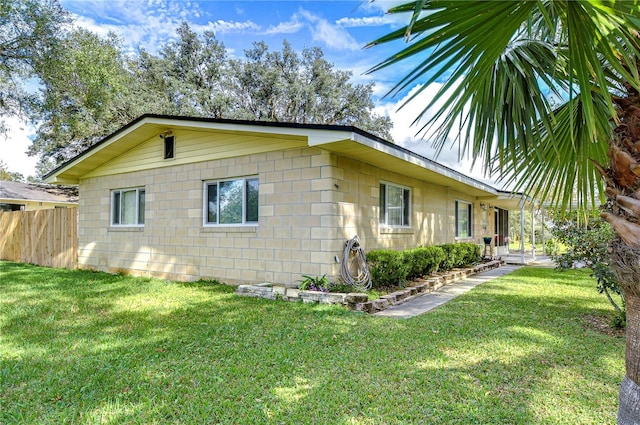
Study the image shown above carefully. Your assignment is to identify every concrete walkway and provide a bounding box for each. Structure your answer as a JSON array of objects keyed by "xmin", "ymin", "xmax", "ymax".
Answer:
[{"xmin": 375, "ymin": 264, "xmax": 524, "ymax": 318}]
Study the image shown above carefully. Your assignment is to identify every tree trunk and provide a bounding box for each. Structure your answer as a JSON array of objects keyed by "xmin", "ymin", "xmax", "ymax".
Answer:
[
  {"xmin": 619, "ymin": 290, "xmax": 640, "ymax": 424},
  {"xmin": 601, "ymin": 65, "xmax": 640, "ymax": 423},
  {"xmin": 619, "ymin": 375, "xmax": 640, "ymax": 425},
  {"xmin": 610, "ymin": 241, "xmax": 640, "ymax": 424}
]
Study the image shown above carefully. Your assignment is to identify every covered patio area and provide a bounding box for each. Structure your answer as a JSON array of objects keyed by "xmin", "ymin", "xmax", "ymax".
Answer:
[{"xmin": 480, "ymin": 190, "xmax": 538, "ymax": 265}]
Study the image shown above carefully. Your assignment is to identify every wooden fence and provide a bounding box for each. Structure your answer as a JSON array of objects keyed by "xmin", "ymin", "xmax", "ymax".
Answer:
[{"xmin": 0, "ymin": 208, "xmax": 78, "ymax": 269}]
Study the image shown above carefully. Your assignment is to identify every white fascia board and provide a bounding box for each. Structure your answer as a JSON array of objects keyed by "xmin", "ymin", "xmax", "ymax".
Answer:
[
  {"xmin": 316, "ymin": 131, "xmax": 500, "ymax": 195},
  {"xmin": 43, "ymin": 119, "xmax": 151, "ymax": 183}
]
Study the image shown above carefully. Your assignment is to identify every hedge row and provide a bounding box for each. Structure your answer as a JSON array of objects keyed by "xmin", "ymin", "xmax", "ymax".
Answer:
[{"xmin": 366, "ymin": 243, "xmax": 481, "ymax": 289}]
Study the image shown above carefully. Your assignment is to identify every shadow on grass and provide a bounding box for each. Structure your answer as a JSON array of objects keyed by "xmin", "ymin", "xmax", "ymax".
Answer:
[{"xmin": 0, "ymin": 262, "xmax": 624, "ymax": 424}]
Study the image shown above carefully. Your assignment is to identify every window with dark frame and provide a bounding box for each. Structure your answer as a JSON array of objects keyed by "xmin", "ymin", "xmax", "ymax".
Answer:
[
  {"xmin": 164, "ymin": 135, "xmax": 175, "ymax": 159},
  {"xmin": 0, "ymin": 203, "xmax": 24, "ymax": 212},
  {"xmin": 379, "ymin": 182, "xmax": 411, "ymax": 227},
  {"xmin": 204, "ymin": 177, "xmax": 259, "ymax": 225},
  {"xmin": 111, "ymin": 187, "xmax": 145, "ymax": 226},
  {"xmin": 455, "ymin": 200, "xmax": 473, "ymax": 238}
]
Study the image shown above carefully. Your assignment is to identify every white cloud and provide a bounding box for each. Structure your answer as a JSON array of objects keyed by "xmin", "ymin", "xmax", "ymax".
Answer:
[
  {"xmin": 264, "ymin": 19, "xmax": 303, "ymax": 35},
  {"xmin": 198, "ymin": 20, "xmax": 261, "ymax": 34},
  {"xmin": 0, "ymin": 117, "xmax": 38, "ymax": 178},
  {"xmin": 335, "ymin": 16, "xmax": 394, "ymax": 28},
  {"xmin": 70, "ymin": 12, "xmax": 179, "ymax": 54},
  {"xmin": 298, "ymin": 9, "xmax": 361, "ymax": 51},
  {"xmin": 64, "ymin": 0, "xmax": 231, "ymax": 54},
  {"xmin": 375, "ymin": 83, "xmax": 500, "ymax": 187}
]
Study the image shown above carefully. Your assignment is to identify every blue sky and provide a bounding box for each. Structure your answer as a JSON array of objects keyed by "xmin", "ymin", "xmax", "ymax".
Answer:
[
  {"xmin": 62, "ymin": 0, "xmax": 412, "ymax": 96},
  {"xmin": 2, "ymin": 0, "xmax": 492, "ymax": 183}
]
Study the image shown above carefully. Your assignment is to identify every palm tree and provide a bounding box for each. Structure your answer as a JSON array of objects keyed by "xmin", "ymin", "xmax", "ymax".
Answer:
[{"xmin": 366, "ymin": 1, "xmax": 640, "ymax": 423}]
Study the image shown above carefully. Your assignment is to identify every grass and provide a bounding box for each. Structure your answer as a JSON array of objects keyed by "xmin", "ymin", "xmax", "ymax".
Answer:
[{"xmin": 0, "ymin": 261, "xmax": 625, "ymax": 424}]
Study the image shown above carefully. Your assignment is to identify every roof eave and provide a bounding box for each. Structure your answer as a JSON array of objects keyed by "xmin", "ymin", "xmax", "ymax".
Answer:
[
  {"xmin": 311, "ymin": 131, "xmax": 500, "ymax": 197},
  {"xmin": 42, "ymin": 114, "xmax": 520, "ymax": 201}
]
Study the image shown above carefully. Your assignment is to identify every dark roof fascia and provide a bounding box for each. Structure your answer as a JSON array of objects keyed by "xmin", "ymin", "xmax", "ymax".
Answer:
[{"xmin": 43, "ymin": 114, "xmax": 501, "ymax": 193}]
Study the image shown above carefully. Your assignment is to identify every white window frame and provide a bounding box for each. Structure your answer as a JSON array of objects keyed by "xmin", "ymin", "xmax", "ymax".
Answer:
[
  {"xmin": 203, "ymin": 177, "xmax": 259, "ymax": 226},
  {"xmin": 455, "ymin": 200, "xmax": 473, "ymax": 238},
  {"xmin": 379, "ymin": 181, "xmax": 411, "ymax": 227},
  {"xmin": 111, "ymin": 187, "xmax": 145, "ymax": 227}
]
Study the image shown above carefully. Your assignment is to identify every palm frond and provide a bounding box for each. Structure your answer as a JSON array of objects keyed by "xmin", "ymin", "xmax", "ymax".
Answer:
[
  {"xmin": 367, "ymin": 0, "xmax": 640, "ymax": 209},
  {"xmin": 497, "ymin": 89, "xmax": 611, "ymax": 211}
]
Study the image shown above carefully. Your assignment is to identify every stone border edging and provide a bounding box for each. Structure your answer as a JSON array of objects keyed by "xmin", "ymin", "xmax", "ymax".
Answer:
[{"xmin": 235, "ymin": 260, "xmax": 504, "ymax": 314}]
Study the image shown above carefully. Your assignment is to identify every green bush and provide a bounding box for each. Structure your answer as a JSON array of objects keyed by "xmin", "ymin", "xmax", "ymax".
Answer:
[
  {"xmin": 545, "ymin": 239, "xmax": 559, "ymax": 256},
  {"xmin": 405, "ymin": 246, "xmax": 446, "ymax": 279},
  {"xmin": 550, "ymin": 212, "xmax": 624, "ymax": 326},
  {"xmin": 457, "ymin": 243, "xmax": 481, "ymax": 267},
  {"xmin": 439, "ymin": 244, "xmax": 459, "ymax": 271},
  {"xmin": 367, "ymin": 243, "xmax": 479, "ymax": 289},
  {"xmin": 366, "ymin": 249, "xmax": 409, "ymax": 289},
  {"xmin": 438, "ymin": 243, "xmax": 481, "ymax": 270}
]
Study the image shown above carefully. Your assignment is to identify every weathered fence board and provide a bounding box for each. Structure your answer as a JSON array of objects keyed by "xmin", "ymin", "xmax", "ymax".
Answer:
[{"xmin": 0, "ymin": 208, "xmax": 78, "ymax": 269}]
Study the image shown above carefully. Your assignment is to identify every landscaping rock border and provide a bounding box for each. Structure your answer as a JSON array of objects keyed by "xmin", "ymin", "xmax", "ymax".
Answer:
[{"xmin": 235, "ymin": 259, "xmax": 504, "ymax": 314}]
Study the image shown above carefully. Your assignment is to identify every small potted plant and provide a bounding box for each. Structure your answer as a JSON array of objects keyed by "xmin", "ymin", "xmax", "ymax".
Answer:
[{"xmin": 298, "ymin": 274, "xmax": 331, "ymax": 292}]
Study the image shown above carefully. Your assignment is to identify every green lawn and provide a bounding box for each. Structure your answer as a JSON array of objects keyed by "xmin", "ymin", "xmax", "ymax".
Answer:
[{"xmin": 0, "ymin": 261, "xmax": 624, "ymax": 424}]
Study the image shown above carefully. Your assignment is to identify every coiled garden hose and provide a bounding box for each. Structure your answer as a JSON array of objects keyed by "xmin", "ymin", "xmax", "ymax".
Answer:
[{"xmin": 340, "ymin": 235, "xmax": 372, "ymax": 291}]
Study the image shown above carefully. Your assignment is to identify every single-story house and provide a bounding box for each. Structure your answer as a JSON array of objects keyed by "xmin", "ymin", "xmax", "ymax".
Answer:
[
  {"xmin": 44, "ymin": 114, "xmax": 531, "ymax": 284},
  {"xmin": 0, "ymin": 180, "xmax": 78, "ymax": 211}
]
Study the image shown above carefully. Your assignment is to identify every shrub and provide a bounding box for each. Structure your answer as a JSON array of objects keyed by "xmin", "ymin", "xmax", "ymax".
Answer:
[
  {"xmin": 550, "ymin": 212, "xmax": 625, "ymax": 327},
  {"xmin": 438, "ymin": 244, "xmax": 459, "ymax": 271},
  {"xmin": 366, "ymin": 249, "xmax": 409, "ymax": 289},
  {"xmin": 406, "ymin": 246, "xmax": 446, "ymax": 279},
  {"xmin": 545, "ymin": 239, "xmax": 559, "ymax": 256},
  {"xmin": 457, "ymin": 243, "xmax": 481, "ymax": 267},
  {"xmin": 366, "ymin": 243, "xmax": 478, "ymax": 289},
  {"xmin": 437, "ymin": 243, "xmax": 481, "ymax": 270}
]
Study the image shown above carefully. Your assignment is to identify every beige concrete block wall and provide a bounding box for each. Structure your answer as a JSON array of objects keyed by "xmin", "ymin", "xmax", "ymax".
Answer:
[
  {"xmin": 334, "ymin": 156, "xmax": 486, "ymax": 253},
  {"xmin": 78, "ymin": 147, "xmax": 490, "ymax": 285},
  {"xmin": 78, "ymin": 147, "xmax": 342, "ymax": 284}
]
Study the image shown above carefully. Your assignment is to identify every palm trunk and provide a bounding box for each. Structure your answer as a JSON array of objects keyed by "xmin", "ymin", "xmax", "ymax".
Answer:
[
  {"xmin": 599, "ymin": 69, "xmax": 640, "ymax": 423},
  {"xmin": 618, "ymin": 287, "xmax": 640, "ymax": 424},
  {"xmin": 607, "ymin": 238, "xmax": 640, "ymax": 425}
]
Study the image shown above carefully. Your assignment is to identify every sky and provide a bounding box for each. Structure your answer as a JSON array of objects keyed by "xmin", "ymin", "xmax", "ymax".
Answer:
[{"xmin": 1, "ymin": 0, "xmax": 494, "ymax": 185}]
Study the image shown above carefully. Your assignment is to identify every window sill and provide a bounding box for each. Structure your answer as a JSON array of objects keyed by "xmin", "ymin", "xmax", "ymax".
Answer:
[
  {"xmin": 201, "ymin": 226, "xmax": 257, "ymax": 234},
  {"xmin": 379, "ymin": 227, "xmax": 414, "ymax": 235},
  {"xmin": 455, "ymin": 237, "xmax": 474, "ymax": 242},
  {"xmin": 109, "ymin": 226, "xmax": 144, "ymax": 232}
]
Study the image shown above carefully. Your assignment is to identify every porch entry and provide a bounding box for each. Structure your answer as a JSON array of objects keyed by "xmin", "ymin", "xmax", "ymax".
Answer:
[{"xmin": 494, "ymin": 207, "xmax": 509, "ymax": 255}]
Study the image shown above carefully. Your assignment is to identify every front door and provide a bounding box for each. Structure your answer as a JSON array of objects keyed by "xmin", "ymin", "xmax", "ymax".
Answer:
[{"xmin": 494, "ymin": 208, "xmax": 509, "ymax": 255}]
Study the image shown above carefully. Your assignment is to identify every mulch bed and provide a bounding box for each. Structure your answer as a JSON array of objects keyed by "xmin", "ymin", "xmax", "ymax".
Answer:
[{"xmin": 583, "ymin": 314, "xmax": 625, "ymax": 337}]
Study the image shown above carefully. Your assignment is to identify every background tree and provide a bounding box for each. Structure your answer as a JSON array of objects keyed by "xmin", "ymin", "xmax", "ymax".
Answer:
[
  {"xmin": 0, "ymin": 0, "xmax": 68, "ymax": 133},
  {"xmin": 0, "ymin": 160, "xmax": 24, "ymax": 181},
  {"xmin": 133, "ymin": 22, "xmax": 232, "ymax": 118},
  {"xmin": 551, "ymin": 210, "xmax": 625, "ymax": 326},
  {"xmin": 367, "ymin": 1, "xmax": 640, "ymax": 423},
  {"xmin": 228, "ymin": 41, "xmax": 393, "ymax": 139},
  {"xmin": 29, "ymin": 29, "xmax": 135, "ymax": 174},
  {"xmin": 27, "ymin": 22, "xmax": 392, "ymax": 176}
]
